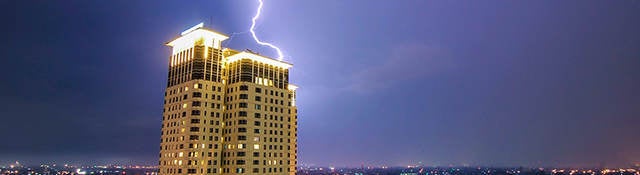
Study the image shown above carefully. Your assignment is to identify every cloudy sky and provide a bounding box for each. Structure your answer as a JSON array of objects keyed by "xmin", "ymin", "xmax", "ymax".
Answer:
[{"xmin": 1, "ymin": 0, "xmax": 639, "ymax": 168}]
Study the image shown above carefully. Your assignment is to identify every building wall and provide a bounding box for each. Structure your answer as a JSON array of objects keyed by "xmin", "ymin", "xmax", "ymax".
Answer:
[
  {"xmin": 220, "ymin": 67, "xmax": 296, "ymax": 174},
  {"xmin": 160, "ymin": 28, "xmax": 297, "ymax": 175}
]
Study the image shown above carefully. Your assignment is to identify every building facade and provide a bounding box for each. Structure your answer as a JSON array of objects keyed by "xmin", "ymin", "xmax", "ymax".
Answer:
[{"xmin": 159, "ymin": 23, "xmax": 298, "ymax": 175}]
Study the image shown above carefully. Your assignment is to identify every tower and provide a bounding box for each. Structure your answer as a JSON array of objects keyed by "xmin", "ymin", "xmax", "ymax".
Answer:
[{"xmin": 159, "ymin": 23, "xmax": 298, "ymax": 175}]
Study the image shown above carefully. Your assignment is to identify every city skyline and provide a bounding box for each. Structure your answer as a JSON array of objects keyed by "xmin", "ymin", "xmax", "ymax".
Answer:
[{"xmin": 1, "ymin": 0, "xmax": 640, "ymax": 169}]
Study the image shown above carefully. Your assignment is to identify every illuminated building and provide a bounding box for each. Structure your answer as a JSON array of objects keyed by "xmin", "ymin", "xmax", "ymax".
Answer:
[{"xmin": 159, "ymin": 23, "xmax": 298, "ymax": 175}]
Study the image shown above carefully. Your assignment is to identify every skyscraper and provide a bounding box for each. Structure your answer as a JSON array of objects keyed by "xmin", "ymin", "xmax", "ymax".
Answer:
[{"xmin": 159, "ymin": 23, "xmax": 298, "ymax": 175}]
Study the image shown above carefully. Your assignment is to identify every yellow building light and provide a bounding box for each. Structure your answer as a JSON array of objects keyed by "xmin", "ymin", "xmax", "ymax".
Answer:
[
  {"xmin": 160, "ymin": 23, "xmax": 297, "ymax": 175},
  {"xmin": 225, "ymin": 51, "xmax": 292, "ymax": 69},
  {"xmin": 167, "ymin": 23, "xmax": 228, "ymax": 55},
  {"xmin": 287, "ymin": 84, "xmax": 298, "ymax": 91}
]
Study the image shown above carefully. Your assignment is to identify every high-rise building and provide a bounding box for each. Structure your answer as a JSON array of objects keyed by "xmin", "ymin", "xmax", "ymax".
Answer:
[{"xmin": 159, "ymin": 23, "xmax": 298, "ymax": 175}]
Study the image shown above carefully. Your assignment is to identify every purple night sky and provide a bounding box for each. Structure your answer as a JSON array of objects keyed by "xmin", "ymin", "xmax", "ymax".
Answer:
[{"xmin": 1, "ymin": 0, "xmax": 639, "ymax": 168}]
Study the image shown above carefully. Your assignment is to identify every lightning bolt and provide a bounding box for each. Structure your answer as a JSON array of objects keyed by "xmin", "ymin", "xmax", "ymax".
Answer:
[{"xmin": 250, "ymin": 0, "xmax": 284, "ymax": 61}]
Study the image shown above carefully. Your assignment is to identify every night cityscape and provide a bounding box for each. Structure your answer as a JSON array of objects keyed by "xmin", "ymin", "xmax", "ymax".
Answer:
[
  {"xmin": 2, "ymin": 0, "xmax": 640, "ymax": 175},
  {"xmin": 1, "ymin": 162, "xmax": 640, "ymax": 175}
]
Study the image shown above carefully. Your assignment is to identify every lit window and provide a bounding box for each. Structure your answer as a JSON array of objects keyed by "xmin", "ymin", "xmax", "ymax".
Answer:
[{"xmin": 253, "ymin": 144, "xmax": 259, "ymax": 149}]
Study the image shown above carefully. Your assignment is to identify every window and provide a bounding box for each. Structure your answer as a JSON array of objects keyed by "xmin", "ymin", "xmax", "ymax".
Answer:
[
  {"xmin": 255, "ymin": 96, "xmax": 261, "ymax": 101},
  {"xmin": 239, "ymin": 85, "xmax": 249, "ymax": 91},
  {"xmin": 192, "ymin": 101, "xmax": 201, "ymax": 107},
  {"xmin": 190, "ymin": 127, "xmax": 199, "ymax": 132},
  {"xmin": 190, "ymin": 119, "xmax": 200, "ymax": 123},
  {"xmin": 255, "ymin": 87, "xmax": 262, "ymax": 93},
  {"xmin": 253, "ymin": 160, "xmax": 259, "ymax": 165},
  {"xmin": 238, "ymin": 111, "xmax": 247, "ymax": 116},
  {"xmin": 239, "ymin": 94, "xmax": 248, "ymax": 99},
  {"xmin": 187, "ymin": 169, "xmax": 196, "ymax": 173},
  {"xmin": 239, "ymin": 103, "xmax": 248, "ymax": 108},
  {"xmin": 254, "ymin": 129, "xmax": 260, "ymax": 133},
  {"xmin": 192, "ymin": 92, "xmax": 202, "ymax": 98},
  {"xmin": 254, "ymin": 113, "xmax": 261, "ymax": 118},
  {"xmin": 254, "ymin": 121, "xmax": 260, "ymax": 126},
  {"xmin": 189, "ymin": 135, "xmax": 198, "ymax": 140},
  {"xmin": 238, "ymin": 120, "xmax": 247, "ymax": 125},
  {"xmin": 238, "ymin": 128, "xmax": 247, "ymax": 133},
  {"xmin": 253, "ymin": 152, "xmax": 259, "ymax": 157},
  {"xmin": 255, "ymin": 104, "xmax": 261, "ymax": 110},
  {"xmin": 238, "ymin": 135, "xmax": 247, "ymax": 140},
  {"xmin": 237, "ymin": 151, "xmax": 246, "ymax": 157},
  {"xmin": 191, "ymin": 110, "xmax": 201, "ymax": 116}
]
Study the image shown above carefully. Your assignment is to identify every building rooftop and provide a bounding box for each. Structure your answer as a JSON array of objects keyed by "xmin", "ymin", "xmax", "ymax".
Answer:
[
  {"xmin": 223, "ymin": 49, "xmax": 293, "ymax": 69},
  {"xmin": 166, "ymin": 23, "xmax": 292, "ymax": 69},
  {"xmin": 165, "ymin": 23, "xmax": 229, "ymax": 53}
]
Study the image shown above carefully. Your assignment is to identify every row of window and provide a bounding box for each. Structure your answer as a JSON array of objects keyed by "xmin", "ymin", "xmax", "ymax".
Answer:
[
  {"xmin": 163, "ymin": 167, "xmax": 293, "ymax": 174},
  {"xmin": 227, "ymin": 86, "xmax": 290, "ymax": 97}
]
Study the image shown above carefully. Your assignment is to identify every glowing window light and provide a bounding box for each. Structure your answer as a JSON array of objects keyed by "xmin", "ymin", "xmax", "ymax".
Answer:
[
  {"xmin": 167, "ymin": 26, "xmax": 228, "ymax": 56},
  {"xmin": 225, "ymin": 51, "xmax": 292, "ymax": 69}
]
